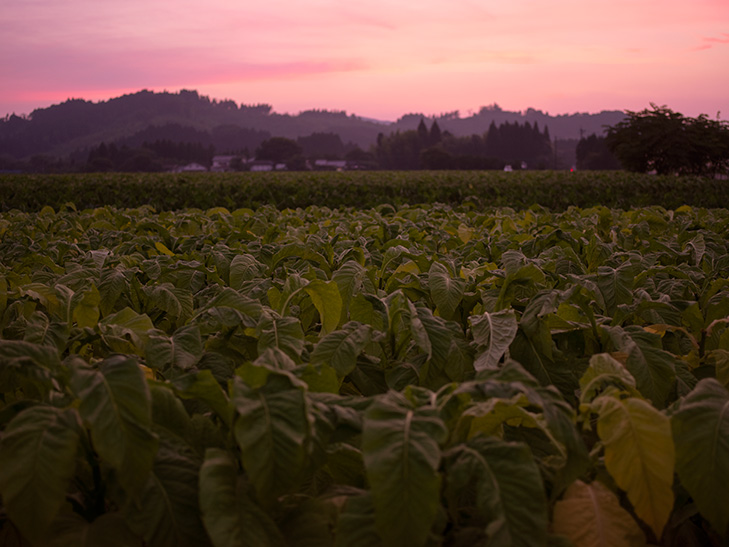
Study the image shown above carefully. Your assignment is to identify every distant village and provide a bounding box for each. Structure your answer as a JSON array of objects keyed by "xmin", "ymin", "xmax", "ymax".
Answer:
[{"xmin": 174, "ymin": 156, "xmax": 353, "ymax": 173}]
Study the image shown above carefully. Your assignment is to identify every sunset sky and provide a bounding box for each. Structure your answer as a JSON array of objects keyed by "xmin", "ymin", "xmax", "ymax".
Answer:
[{"xmin": 2, "ymin": 0, "xmax": 728, "ymax": 121}]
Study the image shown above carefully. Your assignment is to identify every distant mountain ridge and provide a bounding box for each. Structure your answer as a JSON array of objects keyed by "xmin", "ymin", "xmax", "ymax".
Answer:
[{"xmin": 0, "ymin": 89, "xmax": 625, "ymax": 160}]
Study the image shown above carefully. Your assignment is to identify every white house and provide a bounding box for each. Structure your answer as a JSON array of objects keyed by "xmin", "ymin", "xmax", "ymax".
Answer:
[
  {"xmin": 174, "ymin": 162, "xmax": 208, "ymax": 173},
  {"xmin": 211, "ymin": 155, "xmax": 237, "ymax": 172}
]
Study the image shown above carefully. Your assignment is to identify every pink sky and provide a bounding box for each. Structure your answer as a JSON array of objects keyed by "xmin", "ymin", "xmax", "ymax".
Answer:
[{"xmin": 2, "ymin": 0, "xmax": 728, "ymax": 120}]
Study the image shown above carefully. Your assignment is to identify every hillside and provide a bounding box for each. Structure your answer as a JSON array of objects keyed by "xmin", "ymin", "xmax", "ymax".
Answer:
[{"xmin": 0, "ymin": 89, "xmax": 624, "ymax": 161}]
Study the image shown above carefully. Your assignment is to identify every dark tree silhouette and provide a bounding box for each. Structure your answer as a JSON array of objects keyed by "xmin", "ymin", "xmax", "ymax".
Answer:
[
  {"xmin": 606, "ymin": 104, "xmax": 729, "ymax": 176},
  {"xmin": 255, "ymin": 137, "xmax": 303, "ymax": 163},
  {"xmin": 576, "ymin": 134, "xmax": 621, "ymax": 170}
]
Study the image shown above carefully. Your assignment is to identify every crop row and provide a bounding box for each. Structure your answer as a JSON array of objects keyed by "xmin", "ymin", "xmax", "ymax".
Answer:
[
  {"xmin": 0, "ymin": 203, "xmax": 728, "ymax": 546},
  {"xmin": 2, "ymin": 170, "xmax": 729, "ymax": 212}
]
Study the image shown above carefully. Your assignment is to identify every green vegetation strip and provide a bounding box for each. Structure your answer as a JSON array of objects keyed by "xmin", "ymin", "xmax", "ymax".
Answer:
[
  {"xmin": 2, "ymin": 170, "xmax": 728, "ymax": 212},
  {"xmin": 1, "ymin": 203, "xmax": 728, "ymax": 545}
]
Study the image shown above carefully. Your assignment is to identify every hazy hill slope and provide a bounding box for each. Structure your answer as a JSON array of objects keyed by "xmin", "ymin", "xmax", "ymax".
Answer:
[{"xmin": 0, "ymin": 89, "xmax": 624, "ymax": 159}]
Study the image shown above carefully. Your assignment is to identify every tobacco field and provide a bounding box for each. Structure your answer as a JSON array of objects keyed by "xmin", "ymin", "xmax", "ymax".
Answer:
[{"xmin": 0, "ymin": 201, "xmax": 728, "ymax": 546}]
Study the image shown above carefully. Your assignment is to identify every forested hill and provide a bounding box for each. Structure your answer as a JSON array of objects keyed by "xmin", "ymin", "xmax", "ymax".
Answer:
[{"xmin": 0, "ymin": 89, "xmax": 624, "ymax": 160}]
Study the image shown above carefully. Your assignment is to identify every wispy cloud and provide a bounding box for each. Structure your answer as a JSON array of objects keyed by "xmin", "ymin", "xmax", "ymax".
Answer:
[{"xmin": 694, "ymin": 32, "xmax": 729, "ymax": 50}]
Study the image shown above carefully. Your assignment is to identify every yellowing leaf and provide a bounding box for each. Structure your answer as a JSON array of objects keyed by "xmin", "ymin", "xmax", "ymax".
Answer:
[
  {"xmin": 593, "ymin": 396, "xmax": 674, "ymax": 537},
  {"xmin": 552, "ymin": 480, "xmax": 645, "ymax": 547},
  {"xmin": 457, "ymin": 223, "xmax": 474, "ymax": 244},
  {"xmin": 72, "ymin": 285, "xmax": 100, "ymax": 329},
  {"xmin": 643, "ymin": 325, "xmax": 667, "ymax": 336},
  {"xmin": 305, "ymin": 280, "xmax": 343, "ymax": 335},
  {"xmin": 392, "ymin": 260, "xmax": 420, "ymax": 277},
  {"xmin": 139, "ymin": 364, "xmax": 156, "ymax": 380},
  {"xmin": 154, "ymin": 241, "xmax": 175, "ymax": 256}
]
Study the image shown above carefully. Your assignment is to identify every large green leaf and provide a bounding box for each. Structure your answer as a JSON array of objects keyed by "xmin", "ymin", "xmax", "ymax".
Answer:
[
  {"xmin": 428, "ymin": 261, "xmax": 465, "ymax": 320},
  {"xmin": 595, "ymin": 262, "xmax": 636, "ymax": 316},
  {"xmin": 362, "ymin": 392, "xmax": 447, "ymax": 547},
  {"xmin": 99, "ymin": 307, "xmax": 155, "ymax": 354},
  {"xmin": 349, "ymin": 293, "xmax": 388, "ymax": 332},
  {"xmin": 310, "ymin": 322, "xmax": 373, "ymax": 377},
  {"xmin": 146, "ymin": 324, "xmax": 204, "ymax": 371},
  {"xmin": 48, "ymin": 511, "xmax": 142, "ymax": 547},
  {"xmin": 98, "ymin": 266, "xmax": 130, "ymax": 316},
  {"xmin": 552, "ymin": 480, "xmax": 645, "ymax": 547},
  {"xmin": 470, "ymin": 309, "xmax": 518, "ymax": 372},
  {"xmin": 199, "ymin": 448, "xmax": 284, "ymax": 547},
  {"xmin": 122, "ymin": 437, "xmax": 210, "ymax": 547},
  {"xmin": 70, "ymin": 355, "xmax": 159, "ymax": 495},
  {"xmin": 593, "ymin": 395, "xmax": 675, "ymax": 537},
  {"xmin": 172, "ymin": 369, "xmax": 234, "ymax": 428},
  {"xmin": 231, "ymin": 372, "xmax": 314, "ymax": 506},
  {"xmin": 416, "ymin": 306, "xmax": 473, "ymax": 385},
  {"xmin": 332, "ymin": 260, "xmax": 368, "ymax": 325},
  {"xmin": 604, "ymin": 325, "xmax": 677, "ymax": 408},
  {"xmin": 579, "ymin": 353, "xmax": 641, "ymax": 405},
  {"xmin": 143, "ymin": 282, "xmax": 194, "ymax": 325},
  {"xmin": 229, "ymin": 253, "xmax": 266, "ymax": 290},
  {"xmin": 671, "ymin": 379, "xmax": 729, "ymax": 537},
  {"xmin": 334, "ymin": 492, "xmax": 381, "ymax": 547},
  {"xmin": 0, "ymin": 338, "xmax": 61, "ymax": 370},
  {"xmin": 22, "ymin": 310, "xmax": 67, "ymax": 351},
  {"xmin": 443, "ymin": 436, "xmax": 548, "ymax": 547},
  {"xmin": 305, "ymin": 279, "xmax": 343, "ymax": 334},
  {"xmin": 256, "ymin": 314, "xmax": 306, "ymax": 362},
  {"xmin": 192, "ymin": 287, "xmax": 262, "ymax": 330},
  {"xmin": 495, "ymin": 262, "xmax": 545, "ymax": 311},
  {"xmin": 0, "ymin": 406, "xmax": 80, "ymax": 545}
]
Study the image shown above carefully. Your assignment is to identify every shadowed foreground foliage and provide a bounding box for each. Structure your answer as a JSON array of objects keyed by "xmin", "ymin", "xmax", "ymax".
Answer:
[{"xmin": 1, "ymin": 203, "xmax": 728, "ymax": 545}]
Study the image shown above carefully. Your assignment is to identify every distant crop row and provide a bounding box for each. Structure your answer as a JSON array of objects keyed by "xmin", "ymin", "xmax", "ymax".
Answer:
[
  {"xmin": 1, "ymin": 170, "xmax": 729, "ymax": 212},
  {"xmin": 1, "ymin": 203, "xmax": 728, "ymax": 546}
]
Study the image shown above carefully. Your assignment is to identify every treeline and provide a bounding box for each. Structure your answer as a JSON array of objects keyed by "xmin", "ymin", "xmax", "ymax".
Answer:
[
  {"xmin": 0, "ymin": 119, "xmax": 622, "ymax": 174},
  {"xmin": 86, "ymin": 141, "xmax": 215, "ymax": 172},
  {"xmin": 375, "ymin": 119, "xmax": 553, "ymax": 170}
]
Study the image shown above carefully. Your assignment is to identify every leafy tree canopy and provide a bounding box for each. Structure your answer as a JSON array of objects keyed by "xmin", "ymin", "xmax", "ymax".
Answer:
[
  {"xmin": 605, "ymin": 104, "xmax": 729, "ymax": 176},
  {"xmin": 255, "ymin": 137, "xmax": 303, "ymax": 163}
]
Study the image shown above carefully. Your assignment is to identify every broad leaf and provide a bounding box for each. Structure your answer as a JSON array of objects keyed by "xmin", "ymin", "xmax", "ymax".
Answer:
[
  {"xmin": 256, "ymin": 314, "xmax": 306, "ymax": 362},
  {"xmin": 595, "ymin": 263, "xmax": 636, "ymax": 316},
  {"xmin": 72, "ymin": 284, "xmax": 100, "ymax": 329},
  {"xmin": 146, "ymin": 324, "xmax": 203, "ymax": 371},
  {"xmin": 672, "ymin": 379, "xmax": 729, "ymax": 537},
  {"xmin": 0, "ymin": 406, "xmax": 80, "ymax": 545},
  {"xmin": 362, "ymin": 392, "xmax": 447, "ymax": 547},
  {"xmin": 231, "ymin": 372, "xmax": 314, "ymax": 506},
  {"xmin": 122, "ymin": 437, "xmax": 209, "ymax": 547},
  {"xmin": 70, "ymin": 355, "xmax": 159, "ymax": 495},
  {"xmin": 98, "ymin": 267, "xmax": 130, "ymax": 316},
  {"xmin": 305, "ymin": 279, "xmax": 343, "ymax": 334},
  {"xmin": 334, "ymin": 492, "xmax": 381, "ymax": 547},
  {"xmin": 332, "ymin": 260, "xmax": 368, "ymax": 325},
  {"xmin": 99, "ymin": 307, "xmax": 155, "ymax": 354},
  {"xmin": 579, "ymin": 353, "xmax": 641, "ymax": 404},
  {"xmin": 552, "ymin": 480, "xmax": 645, "ymax": 547},
  {"xmin": 593, "ymin": 395, "xmax": 674, "ymax": 537},
  {"xmin": 199, "ymin": 448, "xmax": 284, "ymax": 547},
  {"xmin": 470, "ymin": 309, "xmax": 518, "ymax": 372},
  {"xmin": 229, "ymin": 254, "xmax": 265, "ymax": 289},
  {"xmin": 172, "ymin": 369, "xmax": 233, "ymax": 428},
  {"xmin": 310, "ymin": 322, "xmax": 373, "ymax": 377},
  {"xmin": 604, "ymin": 325, "xmax": 677, "ymax": 408},
  {"xmin": 143, "ymin": 282, "xmax": 194, "ymax": 325},
  {"xmin": 443, "ymin": 436, "xmax": 548, "ymax": 547},
  {"xmin": 428, "ymin": 261, "xmax": 465, "ymax": 320},
  {"xmin": 48, "ymin": 511, "xmax": 142, "ymax": 547}
]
